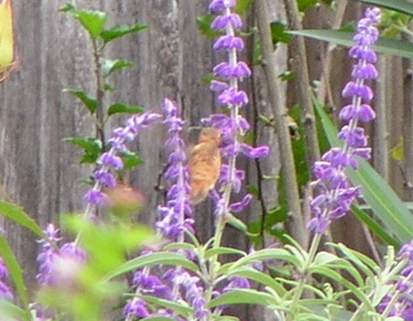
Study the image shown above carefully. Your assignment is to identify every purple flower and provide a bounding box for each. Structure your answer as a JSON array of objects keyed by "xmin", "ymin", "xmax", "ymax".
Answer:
[
  {"xmin": 84, "ymin": 189, "xmax": 107, "ymax": 206},
  {"xmin": 0, "ymin": 257, "xmax": 13, "ymax": 301},
  {"xmin": 37, "ymin": 225, "xmax": 87, "ymax": 287},
  {"xmin": 83, "ymin": 112, "xmax": 161, "ymax": 215},
  {"xmin": 223, "ymin": 277, "xmax": 250, "ymax": 292},
  {"xmin": 211, "ymin": 13, "xmax": 242, "ymax": 30},
  {"xmin": 308, "ymin": 8, "xmax": 381, "ymax": 234},
  {"xmin": 156, "ymin": 99, "xmax": 192, "ymax": 241},
  {"xmin": 100, "ymin": 152, "xmax": 124, "ymax": 170},
  {"xmin": 132, "ymin": 270, "xmax": 172, "ymax": 300},
  {"xmin": 174, "ymin": 272, "xmax": 209, "ymax": 320},
  {"xmin": 123, "ymin": 298, "xmax": 151, "ymax": 319},
  {"xmin": 209, "ymin": 0, "xmax": 236, "ymax": 13}
]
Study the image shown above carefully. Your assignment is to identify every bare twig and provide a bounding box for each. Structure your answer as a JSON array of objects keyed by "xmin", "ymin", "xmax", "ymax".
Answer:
[
  {"xmin": 317, "ymin": 0, "xmax": 348, "ymax": 107},
  {"xmin": 403, "ymin": 24, "xmax": 413, "ymax": 198},
  {"xmin": 283, "ymin": 0, "xmax": 320, "ymax": 165},
  {"xmin": 255, "ymin": 0, "xmax": 308, "ymax": 248},
  {"xmin": 92, "ymin": 39, "xmax": 106, "ymax": 151},
  {"xmin": 373, "ymin": 56, "xmax": 389, "ymax": 181}
]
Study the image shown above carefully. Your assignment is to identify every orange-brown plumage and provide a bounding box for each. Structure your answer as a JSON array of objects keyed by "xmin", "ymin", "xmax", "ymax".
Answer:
[{"xmin": 189, "ymin": 128, "xmax": 221, "ymax": 204}]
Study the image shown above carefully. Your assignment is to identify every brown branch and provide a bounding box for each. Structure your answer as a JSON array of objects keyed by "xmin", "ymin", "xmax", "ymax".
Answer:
[
  {"xmin": 373, "ymin": 56, "xmax": 389, "ymax": 181},
  {"xmin": 283, "ymin": 0, "xmax": 320, "ymax": 165},
  {"xmin": 92, "ymin": 39, "xmax": 106, "ymax": 151},
  {"xmin": 255, "ymin": 0, "xmax": 308, "ymax": 248},
  {"xmin": 317, "ymin": 0, "xmax": 348, "ymax": 107}
]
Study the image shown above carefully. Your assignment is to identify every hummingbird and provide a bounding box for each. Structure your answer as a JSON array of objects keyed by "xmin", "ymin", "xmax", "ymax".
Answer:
[{"xmin": 189, "ymin": 127, "xmax": 222, "ymax": 204}]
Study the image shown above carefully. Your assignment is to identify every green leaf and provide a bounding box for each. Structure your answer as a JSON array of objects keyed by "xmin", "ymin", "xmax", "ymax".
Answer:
[
  {"xmin": 310, "ymin": 266, "xmax": 372, "ymax": 309},
  {"xmin": 64, "ymin": 89, "xmax": 99, "ymax": 114},
  {"xmin": 120, "ymin": 150, "xmax": 144, "ymax": 171},
  {"xmin": 225, "ymin": 267, "xmax": 286, "ymax": 295},
  {"xmin": 197, "ymin": 15, "xmax": 221, "ymax": 40},
  {"xmin": 0, "ymin": 300, "xmax": 29, "ymax": 321},
  {"xmin": 354, "ymin": 0, "xmax": 413, "ymax": 16},
  {"xmin": 289, "ymin": 30, "xmax": 413, "ymax": 59},
  {"xmin": 101, "ymin": 23, "xmax": 148, "ymax": 43},
  {"xmin": 104, "ymin": 252, "xmax": 199, "ymax": 281},
  {"xmin": 163, "ymin": 242, "xmax": 197, "ymax": 252},
  {"xmin": 228, "ymin": 248, "xmax": 302, "ymax": 272},
  {"xmin": 102, "ymin": 59, "xmax": 134, "ymax": 77},
  {"xmin": 235, "ymin": 0, "xmax": 253, "ymax": 14},
  {"xmin": 142, "ymin": 318, "xmax": 176, "ymax": 321},
  {"xmin": 271, "ymin": 22, "xmax": 293, "ymax": 45},
  {"xmin": 209, "ymin": 289, "xmax": 277, "ymax": 308},
  {"xmin": 64, "ymin": 137, "xmax": 103, "ymax": 164},
  {"xmin": 314, "ymin": 101, "xmax": 413, "ymax": 243},
  {"xmin": 0, "ymin": 201, "xmax": 43, "ymax": 237},
  {"xmin": 0, "ymin": 235, "xmax": 29, "ymax": 314},
  {"xmin": 107, "ymin": 103, "xmax": 143, "ymax": 116},
  {"xmin": 204, "ymin": 247, "xmax": 246, "ymax": 259},
  {"xmin": 352, "ymin": 206, "xmax": 400, "ymax": 247},
  {"xmin": 62, "ymin": 5, "xmax": 107, "ymax": 39},
  {"xmin": 142, "ymin": 295, "xmax": 193, "ymax": 317},
  {"xmin": 298, "ymin": 0, "xmax": 318, "ymax": 12}
]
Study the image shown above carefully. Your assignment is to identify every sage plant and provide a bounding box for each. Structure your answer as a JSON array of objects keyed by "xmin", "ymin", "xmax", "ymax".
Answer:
[{"xmin": 309, "ymin": 8, "xmax": 381, "ymax": 234}]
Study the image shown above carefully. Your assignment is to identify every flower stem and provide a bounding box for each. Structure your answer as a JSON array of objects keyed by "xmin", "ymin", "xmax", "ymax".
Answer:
[{"xmin": 287, "ymin": 233, "xmax": 321, "ymax": 321}]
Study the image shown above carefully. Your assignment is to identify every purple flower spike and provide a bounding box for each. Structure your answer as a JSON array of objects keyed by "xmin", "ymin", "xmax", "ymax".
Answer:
[
  {"xmin": 82, "ymin": 112, "xmax": 161, "ymax": 218},
  {"xmin": 308, "ymin": 8, "xmax": 381, "ymax": 234},
  {"xmin": 156, "ymin": 99, "xmax": 192, "ymax": 242},
  {"xmin": 0, "ymin": 257, "xmax": 13, "ymax": 301}
]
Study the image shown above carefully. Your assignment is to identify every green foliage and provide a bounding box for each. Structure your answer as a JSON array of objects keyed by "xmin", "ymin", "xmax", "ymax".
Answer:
[
  {"xmin": 289, "ymin": 29, "xmax": 413, "ymax": 59},
  {"xmin": 315, "ymin": 101, "xmax": 413, "ymax": 244},
  {"xmin": 101, "ymin": 23, "xmax": 148, "ymax": 44},
  {"xmin": 355, "ymin": 0, "xmax": 413, "ymax": 16},
  {"xmin": 107, "ymin": 103, "xmax": 144, "ymax": 116},
  {"xmin": 63, "ymin": 88, "xmax": 100, "ymax": 114},
  {"xmin": 102, "ymin": 59, "xmax": 135, "ymax": 77},
  {"xmin": 39, "ymin": 215, "xmax": 153, "ymax": 321},
  {"xmin": 64, "ymin": 137, "xmax": 103, "ymax": 164},
  {"xmin": 0, "ymin": 235, "xmax": 30, "ymax": 320},
  {"xmin": 271, "ymin": 22, "xmax": 293, "ymax": 45},
  {"xmin": 197, "ymin": 15, "xmax": 221, "ymax": 40},
  {"xmin": 0, "ymin": 201, "xmax": 44, "ymax": 238},
  {"xmin": 62, "ymin": 3, "xmax": 147, "ymax": 174}
]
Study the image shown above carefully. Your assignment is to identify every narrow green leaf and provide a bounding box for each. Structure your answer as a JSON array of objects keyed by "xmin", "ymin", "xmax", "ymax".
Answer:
[
  {"xmin": 0, "ymin": 201, "xmax": 43, "ymax": 237},
  {"xmin": 289, "ymin": 30, "xmax": 413, "ymax": 60},
  {"xmin": 64, "ymin": 89, "xmax": 99, "ymax": 114},
  {"xmin": 104, "ymin": 252, "xmax": 199, "ymax": 281},
  {"xmin": 163, "ymin": 242, "xmax": 196, "ymax": 252},
  {"xmin": 0, "ymin": 300, "xmax": 29, "ymax": 321},
  {"xmin": 0, "ymin": 235, "xmax": 29, "ymax": 314},
  {"xmin": 142, "ymin": 317, "xmax": 176, "ymax": 321},
  {"xmin": 142, "ymin": 295, "xmax": 193, "ymax": 316},
  {"xmin": 102, "ymin": 59, "xmax": 134, "ymax": 77},
  {"xmin": 107, "ymin": 103, "xmax": 143, "ymax": 116},
  {"xmin": 101, "ymin": 23, "xmax": 148, "ymax": 43},
  {"xmin": 204, "ymin": 247, "xmax": 246, "ymax": 259},
  {"xmin": 209, "ymin": 289, "xmax": 277, "ymax": 308},
  {"xmin": 314, "ymin": 102, "xmax": 413, "ymax": 243},
  {"xmin": 354, "ymin": 0, "xmax": 413, "ymax": 16},
  {"xmin": 310, "ymin": 266, "xmax": 372, "ymax": 309},
  {"xmin": 225, "ymin": 267, "xmax": 286, "ymax": 295},
  {"xmin": 352, "ymin": 206, "xmax": 399, "ymax": 247},
  {"xmin": 229, "ymin": 248, "xmax": 302, "ymax": 271}
]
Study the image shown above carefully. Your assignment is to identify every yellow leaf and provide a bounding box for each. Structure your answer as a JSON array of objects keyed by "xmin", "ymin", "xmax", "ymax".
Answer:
[
  {"xmin": 0, "ymin": 0, "xmax": 15, "ymax": 80},
  {"xmin": 391, "ymin": 138, "xmax": 405, "ymax": 161}
]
